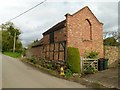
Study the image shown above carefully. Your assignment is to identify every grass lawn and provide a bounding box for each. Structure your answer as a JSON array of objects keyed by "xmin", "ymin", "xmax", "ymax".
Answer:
[{"xmin": 3, "ymin": 52, "xmax": 21, "ymax": 58}]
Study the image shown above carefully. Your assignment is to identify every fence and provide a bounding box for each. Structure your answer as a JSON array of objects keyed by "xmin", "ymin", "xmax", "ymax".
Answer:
[{"xmin": 81, "ymin": 57, "xmax": 98, "ymax": 73}]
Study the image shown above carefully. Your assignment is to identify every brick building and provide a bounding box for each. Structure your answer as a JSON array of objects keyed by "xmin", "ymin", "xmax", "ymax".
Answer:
[{"xmin": 26, "ymin": 6, "xmax": 104, "ymax": 62}]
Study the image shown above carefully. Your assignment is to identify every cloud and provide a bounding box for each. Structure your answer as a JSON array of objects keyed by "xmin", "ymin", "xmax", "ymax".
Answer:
[{"xmin": 0, "ymin": 0, "xmax": 118, "ymax": 47}]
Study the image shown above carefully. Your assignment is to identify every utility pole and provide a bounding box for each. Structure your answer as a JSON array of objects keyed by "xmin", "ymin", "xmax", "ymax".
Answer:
[{"xmin": 13, "ymin": 32, "xmax": 16, "ymax": 52}]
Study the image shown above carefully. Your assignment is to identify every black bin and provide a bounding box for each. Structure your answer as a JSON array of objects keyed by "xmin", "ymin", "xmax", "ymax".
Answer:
[
  {"xmin": 98, "ymin": 58, "xmax": 108, "ymax": 71},
  {"xmin": 103, "ymin": 59, "xmax": 108, "ymax": 70},
  {"xmin": 98, "ymin": 58, "xmax": 104, "ymax": 71}
]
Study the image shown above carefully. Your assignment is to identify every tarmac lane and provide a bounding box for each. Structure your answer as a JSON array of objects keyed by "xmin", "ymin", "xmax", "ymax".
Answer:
[{"xmin": 2, "ymin": 54, "xmax": 86, "ymax": 88}]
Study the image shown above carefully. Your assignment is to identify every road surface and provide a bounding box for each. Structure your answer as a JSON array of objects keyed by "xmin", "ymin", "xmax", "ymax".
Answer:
[{"xmin": 2, "ymin": 54, "xmax": 86, "ymax": 88}]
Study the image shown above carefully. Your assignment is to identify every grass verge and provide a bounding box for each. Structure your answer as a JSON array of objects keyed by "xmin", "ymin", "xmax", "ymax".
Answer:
[{"xmin": 3, "ymin": 52, "xmax": 21, "ymax": 58}]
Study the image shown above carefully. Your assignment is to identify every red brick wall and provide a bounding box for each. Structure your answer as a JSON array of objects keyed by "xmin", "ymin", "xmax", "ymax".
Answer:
[
  {"xmin": 26, "ymin": 46, "xmax": 43, "ymax": 58},
  {"xmin": 43, "ymin": 34, "xmax": 49, "ymax": 44},
  {"xmin": 66, "ymin": 6, "xmax": 104, "ymax": 58},
  {"xmin": 54, "ymin": 28, "xmax": 67, "ymax": 42},
  {"xmin": 43, "ymin": 28, "xmax": 67, "ymax": 44}
]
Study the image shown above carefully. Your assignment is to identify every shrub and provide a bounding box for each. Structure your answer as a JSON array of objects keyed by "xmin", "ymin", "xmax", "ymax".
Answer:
[
  {"xmin": 22, "ymin": 48, "xmax": 26, "ymax": 56},
  {"xmin": 84, "ymin": 65, "xmax": 97, "ymax": 74},
  {"xmin": 52, "ymin": 63, "xmax": 58, "ymax": 70},
  {"xmin": 67, "ymin": 47, "xmax": 80, "ymax": 73},
  {"xmin": 29, "ymin": 56, "xmax": 36, "ymax": 64},
  {"xmin": 46, "ymin": 63, "xmax": 53, "ymax": 69},
  {"xmin": 86, "ymin": 51, "xmax": 99, "ymax": 59},
  {"xmin": 64, "ymin": 69, "xmax": 73, "ymax": 77}
]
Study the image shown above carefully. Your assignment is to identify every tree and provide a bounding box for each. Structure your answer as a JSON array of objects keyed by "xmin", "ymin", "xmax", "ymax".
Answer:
[
  {"xmin": 104, "ymin": 37, "xmax": 119, "ymax": 46},
  {"xmin": 103, "ymin": 31, "xmax": 118, "ymax": 40},
  {"xmin": 2, "ymin": 30, "xmax": 12, "ymax": 51},
  {"xmin": 34, "ymin": 39, "xmax": 39, "ymax": 43},
  {"xmin": 0, "ymin": 22, "xmax": 22, "ymax": 52}
]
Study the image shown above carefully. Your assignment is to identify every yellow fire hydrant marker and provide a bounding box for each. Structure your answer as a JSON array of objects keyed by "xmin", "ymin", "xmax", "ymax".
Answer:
[{"xmin": 60, "ymin": 67, "xmax": 65, "ymax": 75}]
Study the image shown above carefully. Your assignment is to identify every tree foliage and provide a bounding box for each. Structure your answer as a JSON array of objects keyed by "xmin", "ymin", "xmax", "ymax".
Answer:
[
  {"xmin": 34, "ymin": 39, "xmax": 39, "ymax": 43},
  {"xmin": 103, "ymin": 31, "xmax": 118, "ymax": 40},
  {"xmin": 104, "ymin": 37, "xmax": 119, "ymax": 46},
  {"xmin": 0, "ymin": 22, "xmax": 22, "ymax": 52}
]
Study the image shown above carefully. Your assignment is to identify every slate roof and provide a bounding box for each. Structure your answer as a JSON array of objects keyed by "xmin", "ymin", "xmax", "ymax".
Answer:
[
  {"xmin": 43, "ymin": 20, "xmax": 66, "ymax": 35},
  {"xmin": 31, "ymin": 38, "xmax": 43, "ymax": 47}
]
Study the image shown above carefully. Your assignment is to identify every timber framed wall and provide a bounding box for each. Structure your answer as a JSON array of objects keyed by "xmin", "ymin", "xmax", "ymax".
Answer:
[{"xmin": 42, "ymin": 41, "xmax": 66, "ymax": 61}]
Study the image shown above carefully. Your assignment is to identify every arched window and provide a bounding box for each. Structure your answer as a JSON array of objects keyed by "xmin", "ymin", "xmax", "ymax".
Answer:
[
  {"xmin": 83, "ymin": 19, "xmax": 92, "ymax": 40},
  {"xmin": 86, "ymin": 19, "xmax": 92, "ymax": 40}
]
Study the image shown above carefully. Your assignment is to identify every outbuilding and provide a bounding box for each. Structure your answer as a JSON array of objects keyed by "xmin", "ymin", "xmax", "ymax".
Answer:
[{"xmin": 26, "ymin": 6, "xmax": 104, "ymax": 63}]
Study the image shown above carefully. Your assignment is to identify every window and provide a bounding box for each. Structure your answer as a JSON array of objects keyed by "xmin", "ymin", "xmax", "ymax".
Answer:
[
  {"xmin": 50, "ymin": 32, "xmax": 54, "ymax": 43},
  {"xmin": 83, "ymin": 19, "xmax": 92, "ymax": 40},
  {"xmin": 86, "ymin": 19, "xmax": 92, "ymax": 40}
]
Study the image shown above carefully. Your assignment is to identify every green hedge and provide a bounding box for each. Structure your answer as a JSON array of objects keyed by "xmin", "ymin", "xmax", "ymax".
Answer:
[{"xmin": 67, "ymin": 47, "xmax": 81, "ymax": 73}]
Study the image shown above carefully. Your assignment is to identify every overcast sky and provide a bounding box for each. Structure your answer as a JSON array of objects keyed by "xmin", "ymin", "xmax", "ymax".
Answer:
[{"xmin": 0, "ymin": 0, "xmax": 119, "ymax": 47}]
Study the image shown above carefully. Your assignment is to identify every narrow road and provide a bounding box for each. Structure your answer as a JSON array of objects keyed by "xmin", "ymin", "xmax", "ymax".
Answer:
[{"xmin": 2, "ymin": 54, "xmax": 86, "ymax": 88}]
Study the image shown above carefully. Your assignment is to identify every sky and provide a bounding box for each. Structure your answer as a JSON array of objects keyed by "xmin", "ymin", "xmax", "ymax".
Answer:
[{"xmin": 0, "ymin": 0, "xmax": 119, "ymax": 47}]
